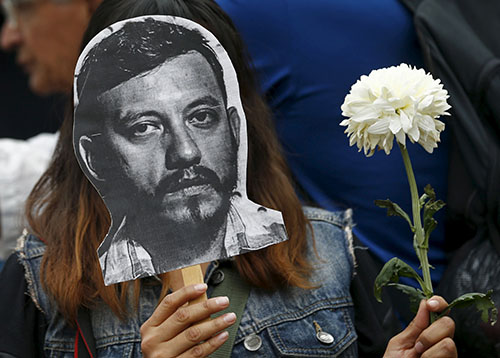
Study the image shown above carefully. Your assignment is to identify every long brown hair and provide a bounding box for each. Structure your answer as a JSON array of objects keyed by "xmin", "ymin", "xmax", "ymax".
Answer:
[{"xmin": 26, "ymin": 0, "xmax": 312, "ymax": 323}]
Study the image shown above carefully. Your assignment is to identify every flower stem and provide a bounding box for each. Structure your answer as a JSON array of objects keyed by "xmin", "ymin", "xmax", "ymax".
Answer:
[{"xmin": 399, "ymin": 144, "xmax": 436, "ymax": 322}]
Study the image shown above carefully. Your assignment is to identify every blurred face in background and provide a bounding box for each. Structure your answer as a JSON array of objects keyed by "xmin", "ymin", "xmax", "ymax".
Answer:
[{"xmin": 0, "ymin": 0, "xmax": 99, "ymax": 95}]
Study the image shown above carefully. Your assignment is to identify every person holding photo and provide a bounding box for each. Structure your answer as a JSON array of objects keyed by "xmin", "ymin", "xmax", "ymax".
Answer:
[{"xmin": 0, "ymin": 1, "xmax": 456, "ymax": 357}]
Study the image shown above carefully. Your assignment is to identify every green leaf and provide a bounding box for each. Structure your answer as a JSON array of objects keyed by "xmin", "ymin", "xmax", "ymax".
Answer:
[
  {"xmin": 439, "ymin": 291, "xmax": 498, "ymax": 326},
  {"xmin": 374, "ymin": 257, "xmax": 425, "ymax": 302},
  {"xmin": 424, "ymin": 217, "xmax": 437, "ymax": 243},
  {"xmin": 421, "ymin": 184, "xmax": 445, "ymax": 244},
  {"xmin": 419, "ymin": 193, "xmax": 429, "ymax": 207},
  {"xmin": 424, "ymin": 184, "xmax": 436, "ymax": 200},
  {"xmin": 374, "ymin": 199, "xmax": 413, "ymax": 229},
  {"xmin": 425, "ymin": 200, "xmax": 446, "ymax": 218},
  {"xmin": 387, "ymin": 283, "xmax": 425, "ymax": 313}
]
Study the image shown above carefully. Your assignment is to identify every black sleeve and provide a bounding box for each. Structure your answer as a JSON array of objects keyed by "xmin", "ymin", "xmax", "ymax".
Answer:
[
  {"xmin": 350, "ymin": 237, "xmax": 402, "ymax": 358},
  {"xmin": 0, "ymin": 254, "xmax": 47, "ymax": 357}
]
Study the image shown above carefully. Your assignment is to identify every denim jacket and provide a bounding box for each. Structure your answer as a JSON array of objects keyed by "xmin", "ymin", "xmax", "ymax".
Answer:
[{"xmin": 17, "ymin": 207, "xmax": 358, "ymax": 357}]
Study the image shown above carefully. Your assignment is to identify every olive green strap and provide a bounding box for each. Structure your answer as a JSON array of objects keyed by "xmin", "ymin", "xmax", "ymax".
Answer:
[{"xmin": 209, "ymin": 264, "xmax": 250, "ymax": 358}]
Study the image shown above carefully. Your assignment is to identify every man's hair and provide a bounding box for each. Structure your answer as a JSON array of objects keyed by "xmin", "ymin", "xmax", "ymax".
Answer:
[{"xmin": 75, "ymin": 17, "xmax": 227, "ymax": 136}]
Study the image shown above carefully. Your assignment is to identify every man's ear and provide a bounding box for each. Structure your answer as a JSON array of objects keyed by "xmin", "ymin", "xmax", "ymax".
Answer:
[
  {"xmin": 227, "ymin": 107, "xmax": 241, "ymax": 147},
  {"xmin": 78, "ymin": 135, "xmax": 105, "ymax": 182}
]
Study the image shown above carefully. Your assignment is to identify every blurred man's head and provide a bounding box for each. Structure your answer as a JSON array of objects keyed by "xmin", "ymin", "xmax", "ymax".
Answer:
[
  {"xmin": 75, "ymin": 18, "xmax": 240, "ymax": 245},
  {"xmin": 0, "ymin": 0, "xmax": 101, "ymax": 95}
]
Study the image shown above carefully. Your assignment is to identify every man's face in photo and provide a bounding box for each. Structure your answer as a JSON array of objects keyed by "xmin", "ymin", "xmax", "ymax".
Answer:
[
  {"xmin": 96, "ymin": 50, "xmax": 238, "ymax": 230},
  {"xmin": 75, "ymin": 17, "xmax": 289, "ymax": 284}
]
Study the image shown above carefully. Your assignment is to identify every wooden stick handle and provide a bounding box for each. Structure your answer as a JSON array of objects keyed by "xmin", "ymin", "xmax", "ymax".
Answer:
[{"xmin": 181, "ymin": 264, "xmax": 207, "ymax": 305}]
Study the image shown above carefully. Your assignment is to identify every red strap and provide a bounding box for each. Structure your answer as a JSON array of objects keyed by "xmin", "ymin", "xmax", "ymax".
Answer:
[
  {"xmin": 76, "ymin": 320, "xmax": 94, "ymax": 358},
  {"xmin": 74, "ymin": 331, "xmax": 79, "ymax": 358}
]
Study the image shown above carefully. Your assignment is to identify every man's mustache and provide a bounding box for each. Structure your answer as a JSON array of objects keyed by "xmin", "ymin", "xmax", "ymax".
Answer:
[{"xmin": 157, "ymin": 165, "xmax": 223, "ymax": 195}]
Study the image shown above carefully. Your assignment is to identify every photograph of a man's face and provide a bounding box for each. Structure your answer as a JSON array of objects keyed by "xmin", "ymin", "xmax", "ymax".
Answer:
[{"xmin": 73, "ymin": 16, "xmax": 288, "ymax": 285}]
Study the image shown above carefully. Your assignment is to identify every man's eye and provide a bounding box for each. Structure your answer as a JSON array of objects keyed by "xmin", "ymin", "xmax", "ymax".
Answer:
[
  {"xmin": 129, "ymin": 123, "xmax": 161, "ymax": 137},
  {"xmin": 189, "ymin": 110, "xmax": 218, "ymax": 128}
]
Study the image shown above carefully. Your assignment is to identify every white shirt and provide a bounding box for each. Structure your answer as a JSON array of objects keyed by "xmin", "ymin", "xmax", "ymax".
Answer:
[{"xmin": 0, "ymin": 133, "xmax": 58, "ymax": 260}]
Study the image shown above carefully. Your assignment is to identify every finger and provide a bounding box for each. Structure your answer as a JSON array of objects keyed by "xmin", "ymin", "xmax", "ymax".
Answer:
[
  {"xmin": 395, "ymin": 299, "xmax": 429, "ymax": 346},
  {"xmin": 414, "ymin": 316, "xmax": 455, "ymax": 354},
  {"xmin": 157, "ymin": 296, "xmax": 230, "ymax": 341},
  {"xmin": 420, "ymin": 337, "xmax": 457, "ymax": 358},
  {"xmin": 167, "ymin": 312, "xmax": 237, "ymax": 356},
  {"xmin": 177, "ymin": 331, "xmax": 229, "ymax": 358},
  {"xmin": 147, "ymin": 284, "xmax": 208, "ymax": 327},
  {"xmin": 426, "ymin": 296, "xmax": 449, "ymax": 313}
]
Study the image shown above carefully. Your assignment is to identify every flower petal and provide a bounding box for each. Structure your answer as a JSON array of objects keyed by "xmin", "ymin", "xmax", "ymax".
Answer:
[
  {"xmin": 339, "ymin": 63, "xmax": 450, "ymax": 156},
  {"xmin": 367, "ymin": 120, "xmax": 390, "ymax": 134},
  {"xmin": 395, "ymin": 130, "xmax": 406, "ymax": 147}
]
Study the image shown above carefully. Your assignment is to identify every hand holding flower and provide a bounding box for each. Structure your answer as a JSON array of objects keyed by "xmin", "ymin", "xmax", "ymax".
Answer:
[
  {"xmin": 384, "ymin": 296, "xmax": 456, "ymax": 358},
  {"xmin": 340, "ymin": 63, "xmax": 497, "ymax": 325}
]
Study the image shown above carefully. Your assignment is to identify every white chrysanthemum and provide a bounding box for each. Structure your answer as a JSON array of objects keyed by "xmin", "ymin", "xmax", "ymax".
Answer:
[{"xmin": 340, "ymin": 63, "xmax": 451, "ymax": 156}]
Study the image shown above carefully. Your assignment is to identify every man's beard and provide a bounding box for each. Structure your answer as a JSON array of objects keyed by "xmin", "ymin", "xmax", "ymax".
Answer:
[
  {"xmin": 158, "ymin": 165, "xmax": 233, "ymax": 217},
  {"xmin": 130, "ymin": 163, "xmax": 237, "ymax": 257},
  {"xmin": 156, "ymin": 165, "xmax": 236, "ymax": 235}
]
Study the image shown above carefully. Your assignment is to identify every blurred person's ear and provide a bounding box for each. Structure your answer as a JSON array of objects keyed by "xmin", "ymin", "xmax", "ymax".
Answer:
[{"xmin": 0, "ymin": 21, "xmax": 22, "ymax": 51}]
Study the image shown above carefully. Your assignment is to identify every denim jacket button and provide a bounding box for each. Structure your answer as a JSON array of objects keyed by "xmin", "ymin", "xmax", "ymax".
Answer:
[
  {"xmin": 316, "ymin": 331, "xmax": 334, "ymax": 344},
  {"xmin": 243, "ymin": 334, "xmax": 262, "ymax": 351},
  {"xmin": 210, "ymin": 270, "xmax": 224, "ymax": 285}
]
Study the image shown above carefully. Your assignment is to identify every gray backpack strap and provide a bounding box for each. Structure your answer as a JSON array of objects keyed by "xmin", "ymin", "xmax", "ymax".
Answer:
[{"xmin": 209, "ymin": 263, "xmax": 250, "ymax": 358}]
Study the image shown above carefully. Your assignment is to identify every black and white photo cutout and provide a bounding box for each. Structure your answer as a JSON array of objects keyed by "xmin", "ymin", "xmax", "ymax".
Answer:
[{"xmin": 73, "ymin": 16, "xmax": 288, "ymax": 285}]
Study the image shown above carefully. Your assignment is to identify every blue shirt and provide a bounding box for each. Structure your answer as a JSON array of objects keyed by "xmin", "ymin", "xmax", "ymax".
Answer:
[{"xmin": 216, "ymin": 0, "xmax": 449, "ymax": 284}]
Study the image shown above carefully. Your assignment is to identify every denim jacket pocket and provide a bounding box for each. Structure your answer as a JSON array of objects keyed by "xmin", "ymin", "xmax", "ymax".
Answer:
[{"xmin": 266, "ymin": 301, "xmax": 357, "ymax": 357}]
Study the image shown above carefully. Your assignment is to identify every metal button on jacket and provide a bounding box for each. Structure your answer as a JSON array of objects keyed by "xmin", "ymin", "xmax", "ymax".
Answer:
[
  {"xmin": 243, "ymin": 334, "xmax": 262, "ymax": 351},
  {"xmin": 210, "ymin": 270, "xmax": 225, "ymax": 285},
  {"xmin": 316, "ymin": 331, "xmax": 334, "ymax": 344}
]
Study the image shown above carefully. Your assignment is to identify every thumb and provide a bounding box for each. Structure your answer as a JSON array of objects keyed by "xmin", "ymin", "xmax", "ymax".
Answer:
[{"xmin": 398, "ymin": 299, "xmax": 430, "ymax": 344}]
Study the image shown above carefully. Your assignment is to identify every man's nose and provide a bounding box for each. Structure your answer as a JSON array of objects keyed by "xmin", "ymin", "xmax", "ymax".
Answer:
[
  {"xmin": 165, "ymin": 126, "xmax": 202, "ymax": 170},
  {"xmin": 0, "ymin": 22, "xmax": 22, "ymax": 51}
]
